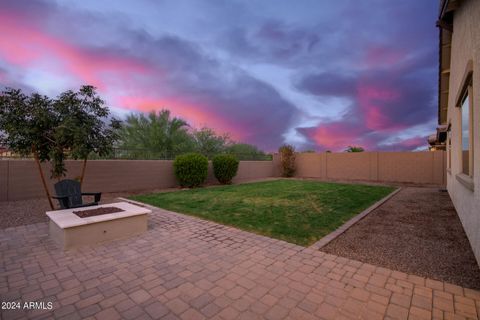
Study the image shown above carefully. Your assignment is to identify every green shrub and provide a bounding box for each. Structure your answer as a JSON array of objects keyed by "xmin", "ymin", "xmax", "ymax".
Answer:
[
  {"xmin": 278, "ymin": 144, "xmax": 296, "ymax": 177},
  {"xmin": 174, "ymin": 153, "xmax": 208, "ymax": 187},
  {"xmin": 213, "ymin": 154, "xmax": 239, "ymax": 184}
]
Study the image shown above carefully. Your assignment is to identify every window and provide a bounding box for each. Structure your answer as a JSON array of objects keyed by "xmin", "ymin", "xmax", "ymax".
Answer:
[
  {"xmin": 455, "ymin": 60, "xmax": 473, "ymax": 180},
  {"xmin": 461, "ymin": 92, "xmax": 471, "ymax": 175},
  {"xmin": 447, "ymin": 129, "xmax": 452, "ymax": 170}
]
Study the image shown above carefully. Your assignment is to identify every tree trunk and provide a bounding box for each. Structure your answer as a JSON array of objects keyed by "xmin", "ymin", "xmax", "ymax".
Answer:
[
  {"xmin": 33, "ymin": 149, "xmax": 54, "ymax": 210},
  {"xmin": 80, "ymin": 157, "xmax": 88, "ymax": 186}
]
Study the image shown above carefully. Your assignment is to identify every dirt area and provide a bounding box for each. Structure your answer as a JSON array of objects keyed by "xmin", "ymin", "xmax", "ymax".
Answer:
[
  {"xmin": 322, "ymin": 187, "xmax": 480, "ymax": 289},
  {"xmin": 0, "ymin": 192, "xmax": 136, "ymax": 229}
]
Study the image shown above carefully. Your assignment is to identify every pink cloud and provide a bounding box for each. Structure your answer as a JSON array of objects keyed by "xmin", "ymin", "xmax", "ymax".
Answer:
[
  {"xmin": 363, "ymin": 46, "xmax": 407, "ymax": 68},
  {"xmin": 0, "ymin": 12, "xmax": 151, "ymax": 89},
  {"xmin": 302, "ymin": 123, "xmax": 426, "ymax": 152},
  {"xmin": 118, "ymin": 96, "xmax": 247, "ymax": 141},
  {"xmin": 395, "ymin": 136, "xmax": 425, "ymax": 149},
  {"xmin": 306, "ymin": 123, "xmax": 370, "ymax": 152},
  {"xmin": 356, "ymin": 84, "xmax": 405, "ymax": 132}
]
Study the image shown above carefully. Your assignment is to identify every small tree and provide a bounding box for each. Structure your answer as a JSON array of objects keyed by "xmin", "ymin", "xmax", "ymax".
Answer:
[
  {"xmin": 278, "ymin": 144, "xmax": 296, "ymax": 177},
  {"xmin": 192, "ymin": 127, "xmax": 230, "ymax": 158},
  {"xmin": 0, "ymin": 86, "xmax": 120, "ymax": 209},
  {"xmin": 345, "ymin": 146, "xmax": 364, "ymax": 152},
  {"xmin": 225, "ymin": 143, "xmax": 268, "ymax": 160}
]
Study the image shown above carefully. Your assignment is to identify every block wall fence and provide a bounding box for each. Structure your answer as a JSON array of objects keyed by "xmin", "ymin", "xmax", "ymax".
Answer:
[
  {"xmin": 0, "ymin": 151, "xmax": 445, "ymax": 201},
  {"xmin": 285, "ymin": 151, "xmax": 446, "ymax": 186},
  {"xmin": 0, "ymin": 160, "xmax": 276, "ymax": 201}
]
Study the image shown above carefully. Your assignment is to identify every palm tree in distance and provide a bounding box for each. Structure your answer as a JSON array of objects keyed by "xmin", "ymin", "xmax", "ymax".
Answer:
[{"xmin": 118, "ymin": 110, "xmax": 193, "ymax": 159}]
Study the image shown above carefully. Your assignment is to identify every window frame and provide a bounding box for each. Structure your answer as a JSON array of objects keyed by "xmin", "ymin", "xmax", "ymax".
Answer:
[
  {"xmin": 447, "ymin": 123, "xmax": 452, "ymax": 172},
  {"xmin": 460, "ymin": 89, "xmax": 473, "ymax": 175},
  {"xmin": 454, "ymin": 60, "xmax": 474, "ymax": 190}
]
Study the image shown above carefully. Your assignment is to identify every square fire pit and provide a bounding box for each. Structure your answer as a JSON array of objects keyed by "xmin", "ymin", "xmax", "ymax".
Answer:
[{"xmin": 46, "ymin": 202, "xmax": 151, "ymax": 250}]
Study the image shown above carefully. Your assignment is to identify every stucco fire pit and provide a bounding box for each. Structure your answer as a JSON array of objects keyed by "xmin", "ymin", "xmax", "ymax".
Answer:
[{"xmin": 46, "ymin": 202, "xmax": 150, "ymax": 249}]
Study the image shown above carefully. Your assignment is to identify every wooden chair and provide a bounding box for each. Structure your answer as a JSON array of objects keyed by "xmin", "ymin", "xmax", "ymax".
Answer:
[{"xmin": 52, "ymin": 179, "xmax": 102, "ymax": 209}]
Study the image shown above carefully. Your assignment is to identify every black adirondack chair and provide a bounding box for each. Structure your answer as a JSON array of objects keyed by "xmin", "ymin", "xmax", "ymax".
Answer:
[{"xmin": 52, "ymin": 179, "xmax": 102, "ymax": 209}]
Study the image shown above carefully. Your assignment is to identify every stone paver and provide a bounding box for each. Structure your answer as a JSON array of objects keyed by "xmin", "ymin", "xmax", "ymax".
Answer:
[{"xmin": 1, "ymin": 206, "xmax": 479, "ymax": 319}]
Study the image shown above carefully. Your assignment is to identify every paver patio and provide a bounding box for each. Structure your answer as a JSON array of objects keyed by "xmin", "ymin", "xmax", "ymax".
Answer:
[{"xmin": 1, "ymin": 204, "xmax": 479, "ymax": 320}]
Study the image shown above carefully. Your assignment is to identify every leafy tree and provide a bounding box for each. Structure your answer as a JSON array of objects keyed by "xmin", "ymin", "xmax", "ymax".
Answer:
[
  {"xmin": 225, "ymin": 143, "xmax": 268, "ymax": 160},
  {"xmin": 0, "ymin": 85, "xmax": 119, "ymax": 209},
  {"xmin": 345, "ymin": 146, "xmax": 365, "ymax": 152},
  {"xmin": 117, "ymin": 112, "xmax": 268, "ymax": 160},
  {"xmin": 52, "ymin": 87, "xmax": 120, "ymax": 180},
  {"xmin": 117, "ymin": 110, "xmax": 194, "ymax": 159},
  {"xmin": 192, "ymin": 127, "xmax": 230, "ymax": 158}
]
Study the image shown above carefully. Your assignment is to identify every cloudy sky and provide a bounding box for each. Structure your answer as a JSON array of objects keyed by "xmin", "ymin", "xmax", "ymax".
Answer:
[{"xmin": 0, "ymin": 0, "xmax": 439, "ymax": 152}]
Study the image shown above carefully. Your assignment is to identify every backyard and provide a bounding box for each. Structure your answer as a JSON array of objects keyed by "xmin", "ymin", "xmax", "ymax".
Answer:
[
  {"xmin": 2, "ymin": 1, "xmax": 480, "ymax": 319},
  {"xmin": 2, "ymin": 180, "xmax": 480, "ymax": 320},
  {"xmin": 131, "ymin": 179, "xmax": 395, "ymax": 246}
]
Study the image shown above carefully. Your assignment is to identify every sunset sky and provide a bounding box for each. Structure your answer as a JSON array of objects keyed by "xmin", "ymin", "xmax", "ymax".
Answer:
[{"xmin": 0, "ymin": 0, "xmax": 439, "ymax": 152}]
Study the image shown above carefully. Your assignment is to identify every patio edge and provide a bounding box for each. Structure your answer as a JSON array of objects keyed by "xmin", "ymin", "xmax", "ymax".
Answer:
[
  {"xmin": 309, "ymin": 187, "xmax": 402, "ymax": 250},
  {"xmin": 116, "ymin": 197, "xmax": 158, "ymax": 210}
]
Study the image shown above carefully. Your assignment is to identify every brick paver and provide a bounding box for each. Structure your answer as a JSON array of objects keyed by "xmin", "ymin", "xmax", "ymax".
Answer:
[{"xmin": 1, "ymin": 206, "xmax": 479, "ymax": 319}]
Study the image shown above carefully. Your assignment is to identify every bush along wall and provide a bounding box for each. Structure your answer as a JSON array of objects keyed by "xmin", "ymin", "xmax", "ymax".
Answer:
[
  {"xmin": 173, "ymin": 153, "xmax": 208, "ymax": 187},
  {"xmin": 278, "ymin": 144, "xmax": 296, "ymax": 177},
  {"xmin": 213, "ymin": 154, "xmax": 239, "ymax": 184}
]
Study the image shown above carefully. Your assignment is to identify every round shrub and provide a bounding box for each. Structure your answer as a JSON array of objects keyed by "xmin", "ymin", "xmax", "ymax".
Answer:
[
  {"xmin": 213, "ymin": 154, "xmax": 239, "ymax": 184},
  {"xmin": 174, "ymin": 153, "xmax": 208, "ymax": 188}
]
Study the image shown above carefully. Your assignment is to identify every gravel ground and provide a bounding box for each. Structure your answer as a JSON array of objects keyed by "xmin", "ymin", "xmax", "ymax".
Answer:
[
  {"xmin": 0, "ymin": 192, "xmax": 139, "ymax": 229},
  {"xmin": 322, "ymin": 187, "xmax": 480, "ymax": 289}
]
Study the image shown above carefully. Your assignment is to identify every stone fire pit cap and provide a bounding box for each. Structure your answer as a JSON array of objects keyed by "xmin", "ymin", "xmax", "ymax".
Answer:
[{"xmin": 46, "ymin": 202, "xmax": 151, "ymax": 229}]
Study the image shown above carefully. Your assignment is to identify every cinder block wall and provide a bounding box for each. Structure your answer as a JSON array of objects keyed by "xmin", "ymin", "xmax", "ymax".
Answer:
[
  {"xmin": 0, "ymin": 151, "xmax": 446, "ymax": 202},
  {"xmin": 0, "ymin": 159, "xmax": 276, "ymax": 201},
  {"xmin": 275, "ymin": 151, "xmax": 446, "ymax": 185}
]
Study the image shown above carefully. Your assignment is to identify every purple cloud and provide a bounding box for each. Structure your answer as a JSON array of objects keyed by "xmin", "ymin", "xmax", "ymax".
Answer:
[{"xmin": 0, "ymin": 0, "xmax": 440, "ymax": 152}]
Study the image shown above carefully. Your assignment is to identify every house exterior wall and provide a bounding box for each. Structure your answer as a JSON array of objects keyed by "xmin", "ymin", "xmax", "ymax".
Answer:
[
  {"xmin": 0, "ymin": 161, "xmax": 8, "ymax": 202},
  {"xmin": 445, "ymin": 0, "xmax": 480, "ymax": 264}
]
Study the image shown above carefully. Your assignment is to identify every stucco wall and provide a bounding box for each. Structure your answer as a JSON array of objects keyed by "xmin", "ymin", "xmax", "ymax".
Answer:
[
  {"xmin": 445, "ymin": 0, "xmax": 480, "ymax": 264},
  {"xmin": 283, "ymin": 151, "xmax": 445, "ymax": 185},
  {"xmin": 0, "ymin": 159, "xmax": 275, "ymax": 201},
  {"xmin": 0, "ymin": 161, "xmax": 8, "ymax": 202}
]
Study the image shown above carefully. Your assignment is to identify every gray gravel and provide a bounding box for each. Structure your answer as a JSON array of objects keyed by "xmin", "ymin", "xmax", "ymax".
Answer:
[
  {"xmin": 0, "ymin": 192, "xmax": 135, "ymax": 229},
  {"xmin": 321, "ymin": 187, "xmax": 480, "ymax": 289}
]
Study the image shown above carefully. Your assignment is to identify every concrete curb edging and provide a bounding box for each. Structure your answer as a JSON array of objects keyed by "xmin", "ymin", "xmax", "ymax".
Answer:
[
  {"xmin": 117, "ymin": 197, "xmax": 158, "ymax": 210},
  {"xmin": 309, "ymin": 187, "xmax": 403, "ymax": 250}
]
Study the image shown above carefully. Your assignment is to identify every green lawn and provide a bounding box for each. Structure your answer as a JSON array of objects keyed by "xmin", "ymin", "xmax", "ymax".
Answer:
[{"xmin": 131, "ymin": 179, "xmax": 395, "ymax": 246}]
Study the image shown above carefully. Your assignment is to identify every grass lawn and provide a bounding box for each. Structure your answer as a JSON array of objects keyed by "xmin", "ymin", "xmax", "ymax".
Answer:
[{"xmin": 131, "ymin": 179, "xmax": 395, "ymax": 246}]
